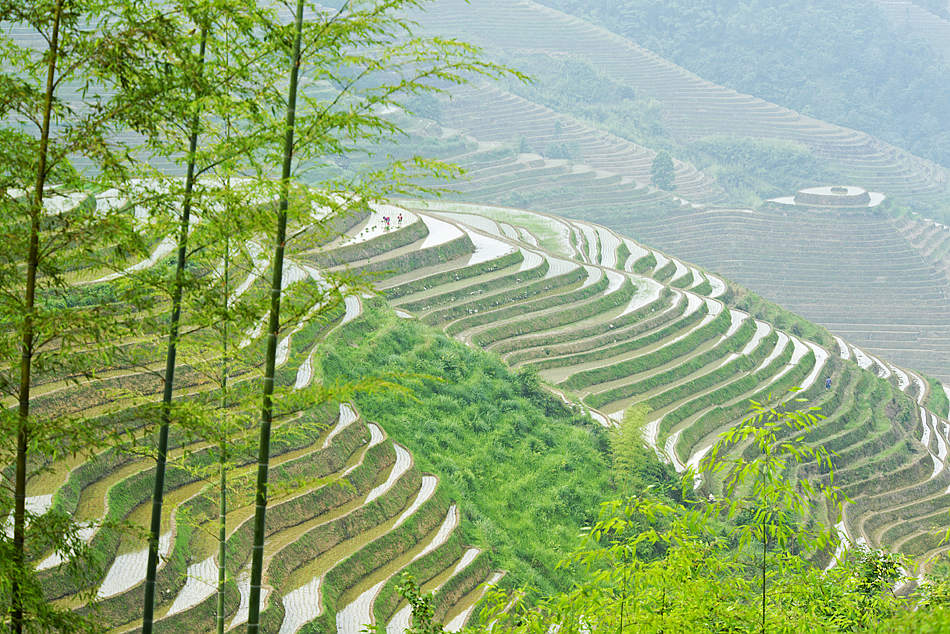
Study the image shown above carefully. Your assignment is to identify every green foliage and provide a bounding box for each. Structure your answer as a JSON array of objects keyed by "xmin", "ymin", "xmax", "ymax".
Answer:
[
  {"xmin": 650, "ymin": 151, "xmax": 676, "ymax": 191},
  {"xmin": 472, "ymin": 398, "xmax": 929, "ymax": 633},
  {"xmin": 703, "ymin": 395, "xmax": 843, "ymax": 549},
  {"xmin": 610, "ymin": 405, "xmax": 679, "ymax": 502},
  {"xmin": 632, "ymin": 252, "xmax": 656, "ymax": 274},
  {"xmin": 321, "ymin": 302, "xmax": 612, "ymax": 594},
  {"xmin": 500, "ymin": 54, "xmax": 669, "ymax": 151},
  {"xmin": 541, "ymin": 0, "xmax": 950, "ymax": 168},
  {"xmin": 923, "ymin": 374, "xmax": 950, "ymax": 418},
  {"xmin": 365, "ymin": 574, "xmax": 447, "ymax": 634},
  {"xmin": 732, "ymin": 287, "xmax": 835, "ymax": 348},
  {"xmin": 687, "ymin": 136, "xmax": 844, "ymax": 203},
  {"xmin": 614, "ymin": 240, "xmax": 631, "ymax": 270}
]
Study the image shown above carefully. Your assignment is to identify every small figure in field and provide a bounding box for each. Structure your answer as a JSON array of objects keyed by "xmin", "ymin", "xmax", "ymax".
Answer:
[
  {"xmin": 383, "ymin": 215, "xmax": 390, "ymax": 230},
  {"xmin": 397, "ymin": 212, "xmax": 403, "ymax": 225},
  {"xmin": 825, "ymin": 377, "xmax": 832, "ymax": 389}
]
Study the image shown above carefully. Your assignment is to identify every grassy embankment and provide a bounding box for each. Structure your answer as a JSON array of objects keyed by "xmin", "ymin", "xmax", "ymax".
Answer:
[{"xmin": 317, "ymin": 299, "xmax": 619, "ymax": 593}]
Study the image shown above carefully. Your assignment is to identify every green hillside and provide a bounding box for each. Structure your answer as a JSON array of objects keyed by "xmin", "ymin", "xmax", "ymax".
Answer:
[
  {"xmin": 10, "ymin": 187, "xmax": 950, "ymax": 631},
  {"xmin": 537, "ymin": 0, "xmax": 950, "ymax": 168},
  {"xmin": 7, "ymin": 0, "xmax": 950, "ymax": 630},
  {"xmin": 378, "ymin": 0, "xmax": 950, "ymax": 387}
]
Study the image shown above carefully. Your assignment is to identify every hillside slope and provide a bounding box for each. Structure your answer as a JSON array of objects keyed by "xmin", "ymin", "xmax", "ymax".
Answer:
[
  {"xmin": 389, "ymin": 0, "xmax": 950, "ymax": 384},
  {"xmin": 412, "ymin": 0, "xmax": 950, "ymax": 211},
  {"xmin": 534, "ymin": 0, "xmax": 950, "ymax": 168},
  {"xmin": 25, "ymin": 191, "xmax": 950, "ymax": 631},
  {"xmin": 365, "ymin": 198, "xmax": 950, "ymax": 567}
]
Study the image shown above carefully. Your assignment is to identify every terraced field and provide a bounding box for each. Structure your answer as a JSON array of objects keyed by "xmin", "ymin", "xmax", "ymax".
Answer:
[
  {"xmin": 380, "ymin": 0, "xmax": 950, "ymax": 386},
  {"xmin": 22, "ymin": 197, "xmax": 502, "ymax": 633},
  {"xmin": 371, "ymin": 199, "xmax": 950, "ymax": 569},
  {"xmin": 411, "ymin": 0, "xmax": 950, "ymax": 211},
  {"xmin": 608, "ymin": 205, "xmax": 950, "ymax": 385},
  {"xmin": 875, "ymin": 0, "xmax": 950, "ymax": 61},
  {"xmin": 27, "ymin": 190, "xmax": 950, "ymax": 631},
  {"xmin": 435, "ymin": 83, "xmax": 725, "ymax": 208}
]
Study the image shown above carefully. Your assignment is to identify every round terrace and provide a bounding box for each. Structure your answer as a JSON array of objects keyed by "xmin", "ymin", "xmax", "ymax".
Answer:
[{"xmin": 769, "ymin": 185, "xmax": 886, "ymax": 209}]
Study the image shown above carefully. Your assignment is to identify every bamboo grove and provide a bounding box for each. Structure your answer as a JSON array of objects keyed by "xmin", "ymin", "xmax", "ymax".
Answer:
[{"xmin": 0, "ymin": 0, "xmax": 512, "ymax": 630}]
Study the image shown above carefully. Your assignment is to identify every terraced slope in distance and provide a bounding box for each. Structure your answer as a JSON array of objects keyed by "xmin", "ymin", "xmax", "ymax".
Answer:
[
  {"xmin": 384, "ymin": 0, "xmax": 950, "ymax": 385},
  {"xmin": 611, "ymin": 205, "xmax": 950, "ymax": 384},
  {"xmin": 410, "ymin": 0, "xmax": 950, "ymax": 211},
  {"xmin": 874, "ymin": 0, "xmax": 950, "ymax": 60},
  {"xmin": 377, "ymin": 199, "xmax": 950, "ymax": 570},
  {"xmin": 435, "ymin": 83, "xmax": 726, "ymax": 207}
]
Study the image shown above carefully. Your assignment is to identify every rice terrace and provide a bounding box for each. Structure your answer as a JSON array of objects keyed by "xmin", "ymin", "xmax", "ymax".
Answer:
[{"xmin": 3, "ymin": 0, "xmax": 950, "ymax": 632}]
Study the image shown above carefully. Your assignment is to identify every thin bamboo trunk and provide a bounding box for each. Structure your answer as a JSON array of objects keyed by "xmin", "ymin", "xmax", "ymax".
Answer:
[
  {"xmin": 246, "ymin": 1, "xmax": 305, "ymax": 630},
  {"xmin": 217, "ymin": 239, "xmax": 230, "ymax": 634},
  {"xmin": 141, "ymin": 25, "xmax": 209, "ymax": 633},
  {"xmin": 11, "ymin": 1, "xmax": 63, "ymax": 631}
]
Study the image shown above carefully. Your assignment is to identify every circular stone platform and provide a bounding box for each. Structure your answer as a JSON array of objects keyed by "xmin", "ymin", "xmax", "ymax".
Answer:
[{"xmin": 769, "ymin": 185, "xmax": 886, "ymax": 208}]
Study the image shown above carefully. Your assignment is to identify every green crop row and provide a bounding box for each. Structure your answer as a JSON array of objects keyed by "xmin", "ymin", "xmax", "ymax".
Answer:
[
  {"xmin": 924, "ymin": 374, "xmax": 950, "ymax": 418},
  {"xmin": 669, "ymin": 270, "xmax": 694, "ymax": 288},
  {"xmin": 834, "ymin": 440, "xmax": 919, "ymax": 493},
  {"xmin": 262, "ymin": 443, "xmax": 412, "ymax": 587},
  {"xmin": 880, "ymin": 504, "xmax": 948, "ymax": 548},
  {"xmin": 80, "ymin": 507, "xmax": 199, "ymax": 627},
  {"xmin": 614, "ymin": 240, "xmax": 631, "ymax": 270},
  {"xmin": 42, "ymin": 402, "xmax": 349, "ymax": 608},
  {"xmin": 895, "ymin": 529, "xmax": 945, "ymax": 558},
  {"xmin": 49, "ymin": 406, "xmax": 343, "ymax": 604},
  {"xmin": 356, "ymin": 234, "xmax": 474, "ymax": 277},
  {"xmin": 824, "ymin": 417, "xmax": 903, "ymax": 474},
  {"xmin": 632, "ymin": 252, "xmax": 656, "ymax": 274},
  {"xmin": 423, "ymin": 266, "xmax": 583, "ymax": 327},
  {"xmin": 430, "ymin": 551, "xmax": 494, "ymax": 622},
  {"xmin": 151, "ymin": 579, "xmax": 241, "ymax": 633},
  {"xmin": 843, "ymin": 449, "xmax": 932, "ymax": 500},
  {"xmin": 472, "ymin": 279, "xmax": 636, "ymax": 347},
  {"xmin": 298, "ymin": 491, "xmax": 450, "ymax": 633},
  {"xmin": 652, "ymin": 260, "xmax": 677, "ymax": 283},
  {"xmin": 810, "ymin": 404, "xmax": 904, "ymax": 483},
  {"xmin": 795, "ymin": 365, "xmax": 862, "ymax": 445},
  {"xmin": 385, "ymin": 250, "xmax": 525, "ymax": 300},
  {"xmin": 499, "ymin": 288, "xmax": 676, "ymax": 360},
  {"xmin": 731, "ymin": 286, "xmax": 835, "ymax": 349},
  {"xmin": 859, "ymin": 465, "xmax": 949, "ymax": 516},
  {"xmin": 534, "ymin": 296, "xmax": 706, "ymax": 375},
  {"xmin": 561, "ymin": 304, "xmax": 724, "ymax": 391},
  {"xmin": 642, "ymin": 348, "xmax": 763, "ymax": 414},
  {"xmin": 397, "ymin": 254, "xmax": 544, "ymax": 313},
  {"xmin": 228, "ymin": 427, "xmax": 392, "ymax": 580},
  {"xmin": 445, "ymin": 268, "xmax": 608, "ymax": 335},
  {"xmin": 584, "ymin": 317, "xmax": 756, "ymax": 409},
  {"xmin": 39, "ymin": 461, "xmax": 195, "ymax": 601},
  {"xmin": 440, "ymin": 268, "xmax": 590, "ymax": 334},
  {"xmin": 691, "ymin": 279, "xmax": 713, "ymax": 295},
  {"xmin": 312, "ymin": 218, "xmax": 428, "ymax": 267},
  {"xmin": 863, "ymin": 487, "xmax": 950, "ymax": 541},
  {"xmin": 372, "ymin": 529, "xmax": 465, "ymax": 625},
  {"xmin": 670, "ymin": 337, "xmax": 801, "ymax": 456},
  {"xmin": 258, "ymin": 593, "xmax": 287, "ymax": 634}
]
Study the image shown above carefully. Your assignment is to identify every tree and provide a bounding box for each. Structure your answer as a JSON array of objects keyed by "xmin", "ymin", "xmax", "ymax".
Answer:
[
  {"xmin": 240, "ymin": 2, "xmax": 517, "ymax": 630},
  {"xmin": 650, "ymin": 150, "xmax": 676, "ymax": 191},
  {"xmin": 700, "ymin": 392, "xmax": 846, "ymax": 632},
  {"xmin": 139, "ymin": 18, "xmax": 209, "ymax": 632},
  {"xmin": 609, "ymin": 403, "xmax": 677, "ymax": 497},
  {"xmin": 0, "ymin": 1, "xmax": 182, "ymax": 630},
  {"xmin": 113, "ymin": 3, "xmax": 272, "ymax": 629},
  {"xmin": 475, "ymin": 397, "xmax": 900, "ymax": 633}
]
